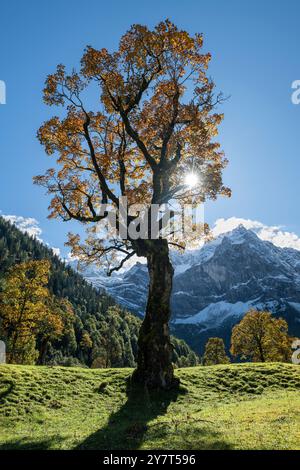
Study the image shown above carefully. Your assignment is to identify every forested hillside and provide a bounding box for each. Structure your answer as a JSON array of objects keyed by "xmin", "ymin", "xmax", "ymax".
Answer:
[{"xmin": 0, "ymin": 217, "xmax": 198, "ymax": 367}]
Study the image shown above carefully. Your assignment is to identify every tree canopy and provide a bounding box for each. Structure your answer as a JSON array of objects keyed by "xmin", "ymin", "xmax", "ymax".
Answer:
[
  {"xmin": 34, "ymin": 19, "xmax": 230, "ymax": 271},
  {"xmin": 0, "ymin": 260, "xmax": 67, "ymax": 363},
  {"xmin": 34, "ymin": 19, "xmax": 229, "ymax": 388},
  {"xmin": 203, "ymin": 337, "xmax": 230, "ymax": 365},
  {"xmin": 230, "ymin": 309, "xmax": 292, "ymax": 363}
]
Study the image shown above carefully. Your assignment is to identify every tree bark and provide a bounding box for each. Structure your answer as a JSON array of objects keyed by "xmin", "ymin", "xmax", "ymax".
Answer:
[
  {"xmin": 257, "ymin": 341, "xmax": 265, "ymax": 362},
  {"xmin": 132, "ymin": 239, "xmax": 179, "ymax": 390},
  {"xmin": 37, "ymin": 338, "xmax": 49, "ymax": 365}
]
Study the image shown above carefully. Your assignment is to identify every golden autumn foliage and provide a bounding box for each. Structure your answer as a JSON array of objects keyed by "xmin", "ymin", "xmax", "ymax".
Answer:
[
  {"xmin": 80, "ymin": 331, "xmax": 93, "ymax": 351},
  {"xmin": 0, "ymin": 260, "xmax": 74, "ymax": 364},
  {"xmin": 203, "ymin": 337, "xmax": 230, "ymax": 365},
  {"xmin": 35, "ymin": 19, "xmax": 230, "ymax": 270},
  {"xmin": 35, "ymin": 20, "xmax": 231, "ymax": 388},
  {"xmin": 230, "ymin": 309, "xmax": 293, "ymax": 363},
  {"xmin": 36, "ymin": 296, "xmax": 75, "ymax": 365}
]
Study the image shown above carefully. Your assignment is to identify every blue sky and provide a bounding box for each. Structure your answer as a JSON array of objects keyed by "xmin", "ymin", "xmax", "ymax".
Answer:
[{"xmin": 0, "ymin": 0, "xmax": 300, "ymax": 256}]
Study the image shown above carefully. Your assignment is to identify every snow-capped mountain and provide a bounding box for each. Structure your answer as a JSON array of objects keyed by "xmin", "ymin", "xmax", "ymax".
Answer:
[{"xmin": 82, "ymin": 225, "xmax": 300, "ymax": 353}]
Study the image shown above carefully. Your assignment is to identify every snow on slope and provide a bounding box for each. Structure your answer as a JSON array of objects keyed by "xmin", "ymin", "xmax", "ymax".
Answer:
[
  {"xmin": 79, "ymin": 225, "xmax": 300, "ymax": 352},
  {"xmin": 173, "ymin": 300, "xmax": 253, "ymax": 327}
]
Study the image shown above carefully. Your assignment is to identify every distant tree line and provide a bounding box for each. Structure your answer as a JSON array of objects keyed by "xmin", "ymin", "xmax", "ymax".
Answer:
[
  {"xmin": 202, "ymin": 309, "xmax": 297, "ymax": 365},
  {"xmin": 1, "ymin": 217, "xmax": 296, "ymax": 369}
]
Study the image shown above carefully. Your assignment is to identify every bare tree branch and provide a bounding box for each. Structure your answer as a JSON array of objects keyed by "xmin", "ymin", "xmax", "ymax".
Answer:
[{"xmin": 107, "ymin": 251, "xmax": 135, "ymax": 276}]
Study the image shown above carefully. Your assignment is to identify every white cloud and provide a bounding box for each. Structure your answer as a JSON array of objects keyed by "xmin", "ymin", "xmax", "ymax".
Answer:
[
  {"xmin": 52, "ymin": 247, "xmax": 61, "ymax": 257},
  {"xmin": 1, "ymin": 214, "xmax": 43, "ymax": 240},
  {"xmin": 212, "ymin": 217, "xmax": 300, "ymax": 251},
  {"xmin": 66, "ymin": 251, "xmax": 79, "ymax": 262},
  {"xmin": 1, "ymin": 212, "xmax": 64, "ymax": 257}
]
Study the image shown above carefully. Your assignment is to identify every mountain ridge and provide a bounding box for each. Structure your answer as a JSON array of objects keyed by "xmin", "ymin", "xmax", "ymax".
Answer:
[{"xmin": 82, "ymin": 225, "xmax": 300, "ymax": 353}]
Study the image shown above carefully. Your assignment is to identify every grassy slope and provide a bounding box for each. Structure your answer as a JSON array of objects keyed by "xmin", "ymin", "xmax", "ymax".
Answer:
[{"xmin": 0, "ymin": 363, "xmax": 300, "ymax": 450}]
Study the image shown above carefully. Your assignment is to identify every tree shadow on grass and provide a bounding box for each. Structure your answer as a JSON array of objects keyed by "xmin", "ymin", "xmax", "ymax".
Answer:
[
  {"xmin": 75, "ymin": 379, "xmax": 232, "ymax": 450},
  {"xmin": 0, "ymin": 436, "xmax": 65, "ymax": 450},
  {"xmin": 0, "ymin": 380, "xmax": 15, "ymax": 404}
]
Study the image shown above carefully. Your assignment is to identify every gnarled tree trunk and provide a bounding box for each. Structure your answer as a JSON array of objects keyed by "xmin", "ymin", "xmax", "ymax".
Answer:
[{"xmin": 132, "ymin": 239, "xmax": 179, "ymax": 390}]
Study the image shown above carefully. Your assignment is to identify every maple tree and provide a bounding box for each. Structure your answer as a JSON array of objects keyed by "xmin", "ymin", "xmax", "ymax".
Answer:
[
  {"xmin": 203, "ymin": 337, "xmax": 230, "ymax": 365},
  {"xmin": 35, "ymin": 20, "xmax": 230, "ymax": 388},
  {"xmin": 0, "ymin": 260, "xmax": 73, "ymax": 364},
  {"xmin": 230, "ymin": 309, "xmax": 292, "ymax": 363},
  {"xmin": 0, "ymin": 260, "xmax": 51, "ymax": 363}
]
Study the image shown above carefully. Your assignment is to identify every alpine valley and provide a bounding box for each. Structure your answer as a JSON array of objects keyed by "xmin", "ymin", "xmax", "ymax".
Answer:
[{"xmin": 82, "ymin": 226, "xmax": 300, "ymax": 354}]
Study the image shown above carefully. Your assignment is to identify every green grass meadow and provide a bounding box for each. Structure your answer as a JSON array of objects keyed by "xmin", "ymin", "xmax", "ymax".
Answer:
[{"xmin": 0, "ymin": 363, "xmax": 299, "ymax": 450}]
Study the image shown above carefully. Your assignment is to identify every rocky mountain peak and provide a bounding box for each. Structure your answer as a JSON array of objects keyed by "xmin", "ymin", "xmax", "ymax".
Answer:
[{"xmin": 82, "ymin": 226, "xmax": 300, "ymax": 353}]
